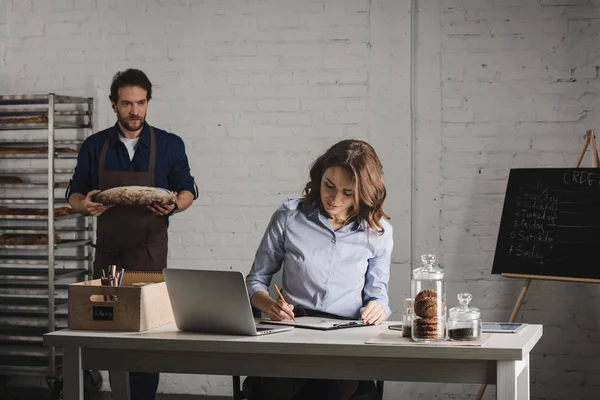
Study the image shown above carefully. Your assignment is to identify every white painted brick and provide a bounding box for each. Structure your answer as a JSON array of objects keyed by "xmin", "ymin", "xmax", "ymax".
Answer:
[
  {"xmin": 245, "ymin": 73, "xmax": 269, "ymax": 85},
  {"xmin": 277, "ymin": 113, "xmax": 313, "ymax": 125},
  {"xmin": 301, "ymin": 99, "xmax": 345, "ymax": 111},
  {"xmin": 73, "ymin": 0, "xmax": 92, "ymax": 9},
  {"xmin": 323, "ymin": 110, "xmax": 367, "ymax": 124},
  {"xmin": 541, "ymin": 0, "xmax": 588, "ymax": 4},
  {"xmin": 324, "ymin": 54, "xmax": 368, "ymax": 70},
  {"xmin": 345, "ymin": 99, "xmax": 367, "ymax": 110},
  {"xmin": 257, "ymin": 99, "xmax": 300, "ymax": 111},
  {"xmin": 323, "ymin": 25, "xmax": 370, "ymax": 41},
  {"xmin": 9, "ymin": 21, "xmax": 44, "ymax": 36},
  {"xmin": 214, "ymin": 99, "xmax": 257, "ymax": 111},
  {"xmin": 337, "ymin": 71, "xmax": 369, "ymax": 84},
  {"xmin": 234, "ymin": 85, "xmax": 279, "ymax": 99},
  {"xmin": 443, "ymin": 34, "xmax": 519, "ymax": 53},
  {"xmin": 278, "ymin": 85, "xmax": 323, "ymax": 98},
  {"xmin": 45, "ymin": 21, "xmax": 82, "ymax": 36},
  {"xmin": 442, "ymin": 9, "xmax": 466, "ymax": 22},
  {"xmin": 325, "ymin": 0, "xmax": 368, "ymax": 13},
  {"xmin": 10, "ymin": 0, "xmax": 31, "ymax": 13},
  {"xmin": 493, "ymin": 0, "xmax": 539, "ymax": 5},
  {"xmin": 326, "ymin": 84, "xmax": 367, "ymax": 98},
  {"xmin": 291, "ymin": 72, "xmax": 339, "ymax": 84}
]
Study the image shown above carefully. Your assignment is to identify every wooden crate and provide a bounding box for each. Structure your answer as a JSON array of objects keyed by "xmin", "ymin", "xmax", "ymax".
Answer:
[{"xmin": 68, "ymin": 272, "xmax": 174, "ymax": 331}]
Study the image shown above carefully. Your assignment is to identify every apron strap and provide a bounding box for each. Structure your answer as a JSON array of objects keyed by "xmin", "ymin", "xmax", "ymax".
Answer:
[
  {"xmin": 98, "ymin": 132, "xmax": 111, "ymax": 183},
  {"xmin": 148, "ymin": 127, "xmax": 157, "ymax": 184}
]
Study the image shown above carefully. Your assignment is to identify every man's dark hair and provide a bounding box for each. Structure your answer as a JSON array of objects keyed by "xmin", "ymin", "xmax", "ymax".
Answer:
[{"xmin": 109, "ymin": 69, "xmax": 152, "ymax": 103}]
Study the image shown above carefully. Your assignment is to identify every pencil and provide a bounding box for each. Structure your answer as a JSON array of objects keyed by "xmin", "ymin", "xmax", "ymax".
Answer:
[{"xmin": 274, "ymin": 284, "xmax": 296, "ymax": 321}]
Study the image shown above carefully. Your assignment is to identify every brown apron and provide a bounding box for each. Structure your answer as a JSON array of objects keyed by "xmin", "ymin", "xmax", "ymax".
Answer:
[{"xmin": 92, "ymin": 127, "xmax": 169, "ymax": 278}]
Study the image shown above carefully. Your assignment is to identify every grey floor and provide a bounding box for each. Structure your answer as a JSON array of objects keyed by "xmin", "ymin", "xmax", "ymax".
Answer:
[{"xmin": 1, "ymin": 386, "xmax": 229, "ymax": 400}]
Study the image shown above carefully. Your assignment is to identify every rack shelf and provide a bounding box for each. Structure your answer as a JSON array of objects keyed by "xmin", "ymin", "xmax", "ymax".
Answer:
[
  {"xmin": 0, "ymin": 110, "xmax": 89, "ymax": 117},
  {"xmin": 0, "ymin": 169, "xmax": 73, "ymax": 174},
  {"xmin": 0, "ymin": 94, "xmax": 89, "ymax": 105},
  {"xmin": 0, "ymin": 139, "xmax": 82, "ymax": 145},
  {"xmin": 0, "ymin": 214, "xmax": 80, "ymax": 221},
  {"xmin": 0, "ymin": 93, "xmax": 94, "ymax": 380},
  {"xmin": 0, "ymin": 123, "xmax": 91, "ymax": 131},
  {"xmin": 0, "ymin": 239, "xmax": 90, "ymax": 250},
  {"xmin": 0, "ymin": 198, "xmax": 69, "ymax": 205},
  {"xmin": 0, "ymin": 268, "xmax": 87, "ymax": 282},
  {"xmin": 0, "ymin": 256, "xmax": 89, "ymax": 265},
  {"xmin": 0, "ymin": 153, "xmax": 78, "ymax": 159},
  {"xmin": 0, "ymin": 227, "xmax": 90, "ymax": 234}
]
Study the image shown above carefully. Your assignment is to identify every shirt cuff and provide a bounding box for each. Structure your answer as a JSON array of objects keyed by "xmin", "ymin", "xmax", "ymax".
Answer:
[{"xmin": 247, "ymin": 284, "xmax": 269, "ymax": 302}]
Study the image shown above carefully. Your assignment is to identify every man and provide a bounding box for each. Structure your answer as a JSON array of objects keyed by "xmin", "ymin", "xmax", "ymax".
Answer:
[{"xmin": 67, "ymin": 69, "xmax": 197, "ymax": 400}]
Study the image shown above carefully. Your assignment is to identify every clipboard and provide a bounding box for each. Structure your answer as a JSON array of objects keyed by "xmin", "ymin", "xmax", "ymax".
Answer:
[{"xmin": 260, "ymin": 316, "xmax": 370, "ymax": 331}]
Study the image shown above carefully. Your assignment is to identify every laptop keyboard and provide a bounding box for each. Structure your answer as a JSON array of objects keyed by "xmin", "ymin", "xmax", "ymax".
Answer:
[{"xmin": 256, "ymin": 326, "xmax": 271, "ymax": 332}]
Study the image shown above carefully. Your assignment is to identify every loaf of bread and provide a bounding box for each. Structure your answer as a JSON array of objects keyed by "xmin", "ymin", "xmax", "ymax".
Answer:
[
  {"xmin": 0, "ymin": 233, "xmax": 61, "ymax": 245},
  {"xmin": 0, "ymin": 115, "xmax": 48, "ymax": 124},
  {"xmin": 91, "ymin": 186, "xmax": 177, "ymax": 206},
  {"xmin": 0, "ymin": 206, "xmax": 74, "ymax": 216}
]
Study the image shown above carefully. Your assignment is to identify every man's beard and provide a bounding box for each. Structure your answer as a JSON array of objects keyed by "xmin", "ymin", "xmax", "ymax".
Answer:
[{"xmin": 117, "ymin": 113, "xmax": 145, "ymax": 132}]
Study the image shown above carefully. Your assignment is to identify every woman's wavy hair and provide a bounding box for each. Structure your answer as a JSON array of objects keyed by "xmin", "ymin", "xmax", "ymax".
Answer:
[{"xmin": 301, "ymin": 139, "xmax": 390, "ymax": 234}]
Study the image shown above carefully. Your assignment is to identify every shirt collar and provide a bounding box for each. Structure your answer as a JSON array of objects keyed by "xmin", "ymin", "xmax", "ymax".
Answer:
[
  {"xmin": 109, "ymin": 122, "xmax": 150, "ymax": 148},
  {"xmin": 304, "ymin": 200, "xmax": 364, "ymax": 232}
]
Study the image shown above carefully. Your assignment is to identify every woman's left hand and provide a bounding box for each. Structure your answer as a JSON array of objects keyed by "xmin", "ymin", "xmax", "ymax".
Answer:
[{"xmin": 360, "ymin": 300, "xmax": 385, "ymax": 325}]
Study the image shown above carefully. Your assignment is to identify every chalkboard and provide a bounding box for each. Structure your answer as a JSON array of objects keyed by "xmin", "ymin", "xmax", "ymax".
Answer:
[{"xmin": 492, "ymin": 168, "xmax": 600, "ymax": 281}]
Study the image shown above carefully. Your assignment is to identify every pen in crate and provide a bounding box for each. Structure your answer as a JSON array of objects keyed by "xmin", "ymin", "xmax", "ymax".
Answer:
[{"xmin": 101, "ymin": 265, "xmax": 126, "ymax": 287}]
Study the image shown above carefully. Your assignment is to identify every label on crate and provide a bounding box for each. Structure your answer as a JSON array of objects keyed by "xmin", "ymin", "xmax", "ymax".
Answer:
[{"xmin": 92, "ymin": 306, "xmax": 114, "ymax": 321}]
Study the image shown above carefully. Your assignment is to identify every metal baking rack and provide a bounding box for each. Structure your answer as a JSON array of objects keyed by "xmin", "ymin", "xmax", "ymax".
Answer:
[{"xmin": 0, "ymin": 94, "xmax": 94, "ymax": 387}]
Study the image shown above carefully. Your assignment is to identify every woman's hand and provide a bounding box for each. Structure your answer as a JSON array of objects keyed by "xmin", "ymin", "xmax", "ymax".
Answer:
[
  {"xmin": 360, "ymin": 300, "xmax": 385, "ymax": 325},
  {"xmin": 84, "ymin": 190, "xmax": 113, "ymax": 217},
  {"xmin": 268, "ymin": 299, "xmax": 295, "ymax": 321}
]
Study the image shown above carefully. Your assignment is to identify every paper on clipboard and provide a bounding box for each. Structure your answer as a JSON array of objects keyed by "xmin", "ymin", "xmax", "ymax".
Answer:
[{"xmin": 260, "ymin": 316, "xmax": 369, "ymax": 331}]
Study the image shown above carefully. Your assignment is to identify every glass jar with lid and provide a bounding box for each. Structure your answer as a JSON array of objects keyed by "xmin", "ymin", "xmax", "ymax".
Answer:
[
  {"xmin": 411, "ymin": 254, "xmax": 446, "ymax": 341},
  {"xmin": 447, "ymin": 293, "xmax": 482, "ymax": 341}
]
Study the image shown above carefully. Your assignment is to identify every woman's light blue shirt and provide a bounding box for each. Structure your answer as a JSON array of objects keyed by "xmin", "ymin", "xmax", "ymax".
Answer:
[{"xmin": 246, "ymin": 198, "xmax": 393, "ymax": 319}]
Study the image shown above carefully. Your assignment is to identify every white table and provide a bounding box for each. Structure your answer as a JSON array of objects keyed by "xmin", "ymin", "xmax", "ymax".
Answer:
[{"xmin": 44, "ymin": 322, "xmax": 542, "ymax": 400}]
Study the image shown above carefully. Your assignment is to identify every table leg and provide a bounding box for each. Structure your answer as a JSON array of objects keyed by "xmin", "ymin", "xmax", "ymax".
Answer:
[
  {"xmin": 110, "ymin": 370, "xmax": 131, "ymax": 400},
  {"xmin": 517, "ymin": 354, "xmax": 530, "ymax": 400},
  {"xmin": 62, "ymin": 347, "xmax": 83, "ymax": 400},
  {"xmin": 497, "ymin": 360, "xmax": 518, "ymax": 400}
]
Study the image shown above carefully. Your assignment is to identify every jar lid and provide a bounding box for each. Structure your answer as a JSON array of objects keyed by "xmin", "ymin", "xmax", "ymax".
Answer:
[
  {"xmin": 404, "ymin": 298, "xmax": 412, "ymax": 309},
  {"xmin": 412, "ymin": 254, "xmax": 444, "ymax": 280},
  {"xmin": 449, "ymin": 293, "xmax": 480, "ymax": 320}
]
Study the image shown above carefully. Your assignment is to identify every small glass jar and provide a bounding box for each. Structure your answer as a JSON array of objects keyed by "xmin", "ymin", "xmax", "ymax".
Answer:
[
  {"xmin": 401, "ymin": 298, "xmax": 413, "ymax": 338},
  {"xmin": 447, "ymin": 293, "xmax": 482, "ymax": 341},
  {"xmin": 411, "ymin": 254, "xmax": 446, "ymax": 341}
]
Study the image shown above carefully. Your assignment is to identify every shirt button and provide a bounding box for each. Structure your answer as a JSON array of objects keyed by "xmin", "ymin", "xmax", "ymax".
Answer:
[{"xmin": 331, "ymin": 238, "xmax": 336, "ymax": 243}]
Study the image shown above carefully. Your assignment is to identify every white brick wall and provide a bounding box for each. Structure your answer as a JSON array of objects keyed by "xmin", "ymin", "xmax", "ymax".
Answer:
[
  {"xmin": 0, "ymin": 0, "xmax": 410, "ymax": 397},
  {"xmin": 3, "ymin": 0, "xmax": 599, "ymax": 398},
  {"xmin": 430, "ymin": 0, "xmax": 600, "ymax": 399}
]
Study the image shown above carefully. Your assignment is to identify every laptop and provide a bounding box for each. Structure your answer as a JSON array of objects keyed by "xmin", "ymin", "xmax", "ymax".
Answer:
[{"xmin": 163, "ymin": 268, "xmax": 294, "ymax": 336}]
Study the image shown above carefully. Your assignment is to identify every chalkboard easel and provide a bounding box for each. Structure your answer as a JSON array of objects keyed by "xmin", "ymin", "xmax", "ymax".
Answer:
[{"xmin": 476, "ymin": 130, "xmax": 599, "ymax": 400}]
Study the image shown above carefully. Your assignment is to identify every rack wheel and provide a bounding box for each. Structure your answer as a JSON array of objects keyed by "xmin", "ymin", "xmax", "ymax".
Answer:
[
  {"xmin": 46, "ymin": 377, "xmax": 62, "ymax": 400},
  {"xmin": 84, "ymin": 370, "xmax": 103, "ymax": 393}
]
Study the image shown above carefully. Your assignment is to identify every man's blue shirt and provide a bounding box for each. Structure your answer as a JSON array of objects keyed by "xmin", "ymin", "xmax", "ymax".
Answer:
[{"xmin": 67, "ymin": 122, "xmax": 197, "ymax": 198}]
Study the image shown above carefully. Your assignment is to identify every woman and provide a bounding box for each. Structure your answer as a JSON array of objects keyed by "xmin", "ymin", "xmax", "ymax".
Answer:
[{"xmin": 246, "ymin": 139, "xmax": 393, "ymax": 400}]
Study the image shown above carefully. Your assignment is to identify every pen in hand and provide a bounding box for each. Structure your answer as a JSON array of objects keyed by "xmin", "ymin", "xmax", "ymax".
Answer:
[{"xmin": 274, "ymin": 284, "xmax": 296, "ymax": 321}]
